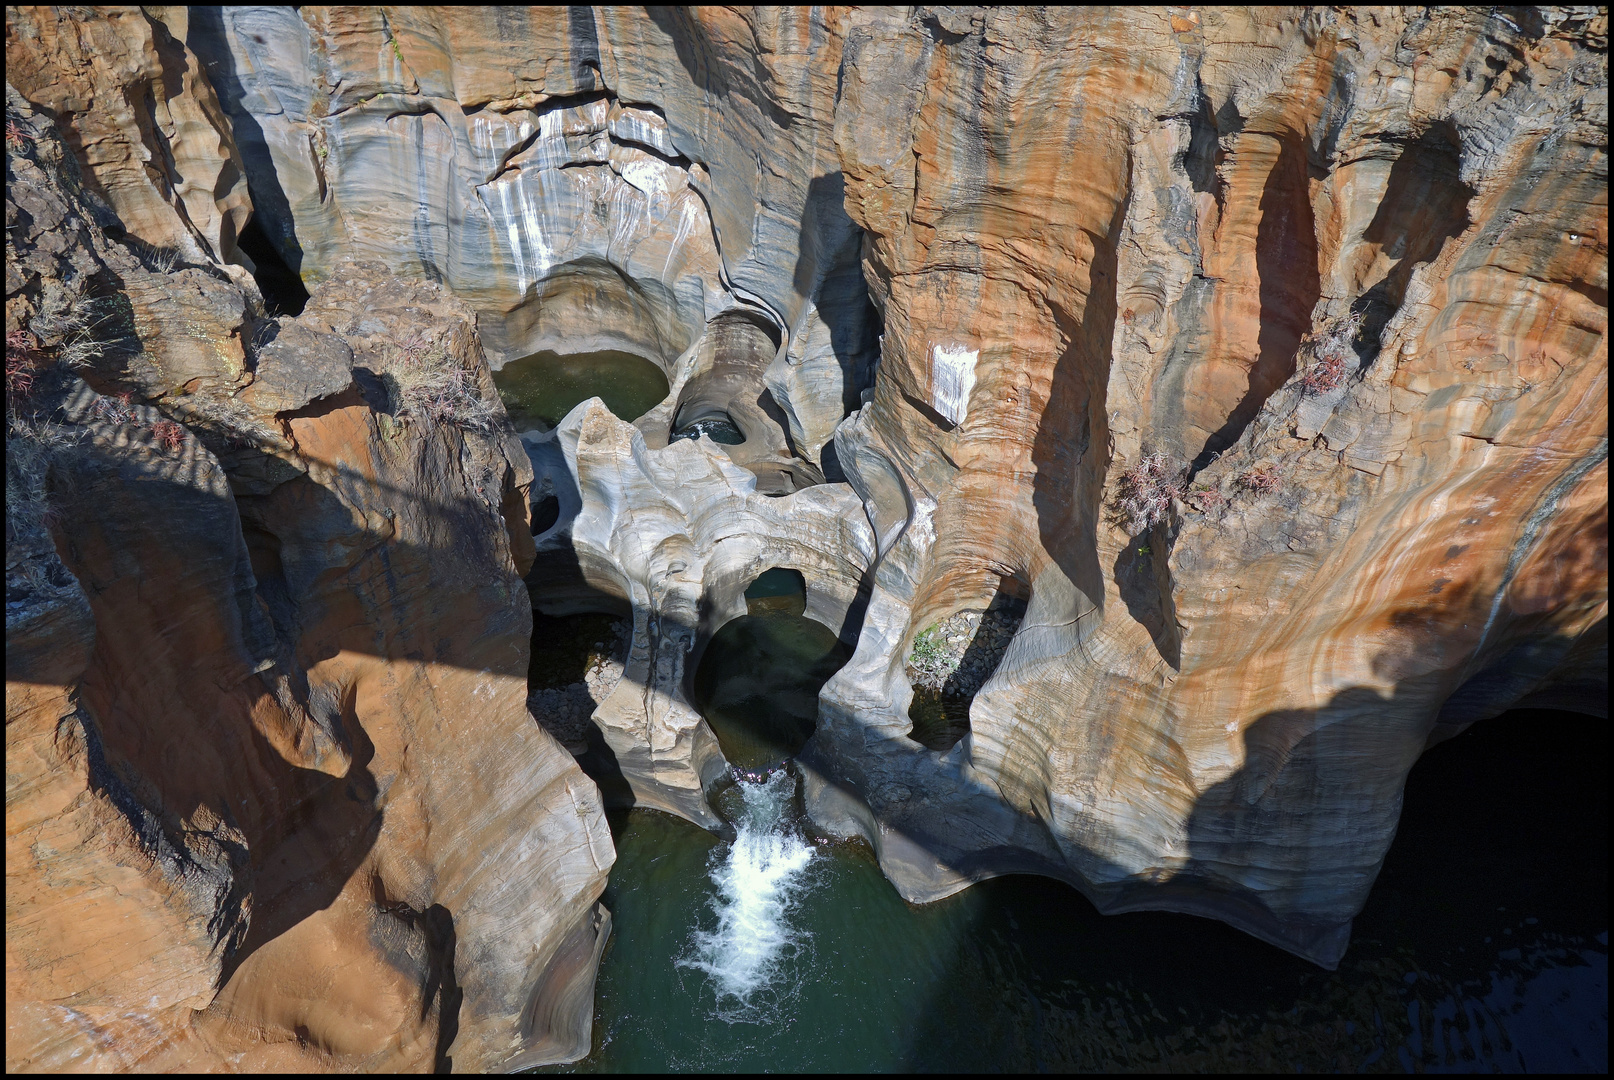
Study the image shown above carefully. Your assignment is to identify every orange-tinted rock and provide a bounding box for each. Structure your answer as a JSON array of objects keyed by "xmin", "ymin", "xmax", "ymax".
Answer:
[
  {"xmin": 809, "ymin": 6, "xmax": 1607, "ymax": 967},
  {"xmin": 5, "ymin": 95, "xmax": 610, "ymax": 1071},
  {"xmin": 6, "ymin": 12, "xmax": 1606, "ymax": 1059},
  {"xmin": 4, "ymin": 5, "xmax": 251, "ymax": 269}
]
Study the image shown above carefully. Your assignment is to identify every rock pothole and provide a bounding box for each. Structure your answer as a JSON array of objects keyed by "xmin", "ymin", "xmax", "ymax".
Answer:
[{"xmin": 906, "ymin": 600, "xmax": 1026, "ymax": 750}]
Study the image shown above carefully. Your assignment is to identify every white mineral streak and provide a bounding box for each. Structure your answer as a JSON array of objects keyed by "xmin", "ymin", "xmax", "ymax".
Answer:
[
  {"xmin": 619, "ymin": 154, "xmax": 678, "ymax": 198},
  {"xmin": 609, "ymin": 106, "xmax": 679, "ymax": 158},
  {"xmin": 930, "ymin": 344, "xmax": 978, "ymax": 426}
]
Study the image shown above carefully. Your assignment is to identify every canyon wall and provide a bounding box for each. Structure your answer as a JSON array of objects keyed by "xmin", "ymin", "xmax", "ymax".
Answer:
[
  {"xmin": 6, "ymin": 35, "xmax": 610, "ymax": 1071},
  {"xmin": 6, "ymin": 5, "xmax": 1607, "ymax": 1071},
  {"xmin": 812, "ymin": 6, "xmax": 1607, "ymax": 966}
]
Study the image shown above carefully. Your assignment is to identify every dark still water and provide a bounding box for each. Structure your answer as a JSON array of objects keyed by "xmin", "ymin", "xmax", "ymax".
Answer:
[
  {"xmin": 540, "ymin": 606, "xmax": 1608, "ymax": 1075},
  {"xmin": 494, "ymin": 349, "xmax": 669, "ymax": 431}
]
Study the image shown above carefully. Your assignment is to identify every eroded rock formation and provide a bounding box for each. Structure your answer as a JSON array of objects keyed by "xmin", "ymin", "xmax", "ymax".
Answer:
[
  {"xmin": 6, "ymin": 73, "xmax": 609, "ymax": 1070},
  {"xmin": 6, "ymin": 6, "xmax": 1607, "ymax": 1072}
]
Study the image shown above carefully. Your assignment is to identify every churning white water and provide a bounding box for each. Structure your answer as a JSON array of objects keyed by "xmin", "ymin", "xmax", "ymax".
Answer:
[{"xmin": 679, "ymin": 769, "xmax": 817, "ymax": 1021}]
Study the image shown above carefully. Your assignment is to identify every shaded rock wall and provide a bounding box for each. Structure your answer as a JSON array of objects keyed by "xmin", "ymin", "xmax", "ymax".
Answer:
[
  {"xmin": 6, "ymin": 11, "xmax": 1606, "ymax": 1058},
  {"xmin": 6, "ymin": 88, "xmax": 609, "ymax": 1071}
]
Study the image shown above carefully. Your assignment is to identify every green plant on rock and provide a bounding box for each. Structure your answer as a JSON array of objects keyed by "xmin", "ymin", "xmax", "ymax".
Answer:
[{"xmin": 910, "ymin": 625, "xmax": 947, "ymax": 666}]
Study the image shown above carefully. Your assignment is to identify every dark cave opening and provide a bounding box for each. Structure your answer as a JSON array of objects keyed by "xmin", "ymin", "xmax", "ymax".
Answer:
[{"xmin": 235, "ymin": 214, "xmax": 309, "ymax": 317}]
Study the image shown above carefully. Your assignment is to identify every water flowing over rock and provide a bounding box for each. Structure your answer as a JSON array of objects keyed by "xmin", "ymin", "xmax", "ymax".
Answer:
[{"xmin": 5, "ymin": 5, "xmax": 1606, "ymax": 1073}]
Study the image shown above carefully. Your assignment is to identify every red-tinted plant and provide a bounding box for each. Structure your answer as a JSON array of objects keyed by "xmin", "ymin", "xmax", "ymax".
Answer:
[
  {"xmin": 1188, "ymin": 485, "xmax": 1226, "ymax": 512},
  {"xmin": 5, "ymin": 118, "xmax": 32, "ymax": 150},
  {"xmin": 1237, "ymin": 462, "xmax": 1283, "ymax": 494},
  {"xmin": 1112, "ymin": 451, "xmax": 1186, "ymax": 533},
  {"xmin": 152, "ymin": 419, "xmax": 186, "ymax": 450},
  {"xmin": 6, "ymin": 328, "xmax": 41, "ymax": 397},
  {"xmin": 1299, "ymin": 311, "xmax": 1363, "ymax": 396}
]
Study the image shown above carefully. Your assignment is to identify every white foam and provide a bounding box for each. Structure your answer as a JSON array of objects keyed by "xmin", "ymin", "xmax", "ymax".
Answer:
[{"xmin": 679, "ymin": 770, "xmax": 816, "ymax": 1020}]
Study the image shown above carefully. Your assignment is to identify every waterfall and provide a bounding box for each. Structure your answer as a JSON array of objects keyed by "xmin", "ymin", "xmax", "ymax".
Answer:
[{"xmin": 679, "ymin": 769, "xmax": 817, "ymax": 1022}]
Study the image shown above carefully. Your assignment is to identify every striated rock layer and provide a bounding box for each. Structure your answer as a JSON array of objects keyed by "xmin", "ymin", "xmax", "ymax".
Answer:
[
  {"xmin": 6, "ymin": 11, "xmax": 1607, "ymax": 1070},
  {"xmin": 5, "ymin": 84, "xmax": 610, "ymax": 1070}
]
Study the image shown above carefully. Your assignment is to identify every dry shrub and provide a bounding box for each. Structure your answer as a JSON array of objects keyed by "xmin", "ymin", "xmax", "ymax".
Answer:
[
  {"xmin": 1299, "ymin": 310, "xmax": 1363, "ymax": 396},
  {"xmin": 383, "ymin": 334, "xmax": 501, "ymax": 433},
  {"xmin": 151, "ymin": 420, "xmax": 186, "ymax": 451},
  {"xmin": 5, "ymin": 415, "xmax": 80, "ymax": 547},
  {"xmin": 1112, "ymin": 451, "xmax": 1186, "ymax": 533},
  {"xmin": 1237, "ymin": 462, "xmax": 1283, "ymax": 494},
  {"xmin": 89, "ymin": 391, "xmax": 136, "ymax": 425}
]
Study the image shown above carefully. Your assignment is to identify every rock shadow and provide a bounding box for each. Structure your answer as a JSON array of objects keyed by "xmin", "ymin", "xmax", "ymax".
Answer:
[
  {"xmin": 1195, "ymin": 131, "xmax": 1321, "ymax": 468},
  {"xmin": 897, "ymin": 701, "xmax": 1607, "ymax": 1070},
  {"xmin": 1352, "ymin": 120, "xmax": 1473, "ymax": 368},
  {"xmin": 1111, "ymin": 524, "xmax": 1182, "ymax": 670},
  {"xmin": 186, "ymin": 7, "xmax": 305, "ymax": 275},
  {"xmin": 1028, "ymin": 222, "xmax": 1116, "ymax": 620}
]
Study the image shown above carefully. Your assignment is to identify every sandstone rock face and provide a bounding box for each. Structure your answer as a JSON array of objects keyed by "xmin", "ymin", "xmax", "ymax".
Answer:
[
  {"xmin": 5, "ymin": 6, "xmax": 251, "ymax": 271},
  {"xmin": 182, "ymin": 6, "xmax": 879, "ymax": 471},
  {"xmin": 525, "ymin": 399, "xmax": 876, "ymax": 825},
  {"xmin": 6, "ymin": 94, "xmax": 610, "ymax": 1071},
  {"xmin": 7, "ymin": 12, "xmax": 1607, "ymax": 1071},
  {"xmin": 810, "ymin": 6, "xmax": 1607, "ymax": 966}
]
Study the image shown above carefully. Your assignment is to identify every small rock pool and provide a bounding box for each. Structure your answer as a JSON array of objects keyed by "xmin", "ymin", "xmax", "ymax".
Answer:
[{"xmin": 495, "ymin": 349, "xmax": 669, "ymax": 431}]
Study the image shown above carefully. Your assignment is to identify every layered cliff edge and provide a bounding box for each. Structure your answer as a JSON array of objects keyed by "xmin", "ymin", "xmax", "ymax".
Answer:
[
  {"xmin": 6, "ymin": 5, "xmax": 1607, "ymax": 1072},
  {"xmin": 6, "ymin": 12, "xmax": 611, "ymax": 1069}
]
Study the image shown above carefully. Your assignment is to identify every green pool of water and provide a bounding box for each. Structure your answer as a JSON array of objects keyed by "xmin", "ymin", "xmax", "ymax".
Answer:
[
  {"xmin": 691, "ymin": 610, "xmax": 846, "ymax": 771},
  {"xmin": 670, "ymin": 415, "xmax": 746, "ymax": 445},
  {"xmin": 495, "ymin": 349, "xmax": 669, "ymax": 431},
  {"xmin": 541, "ymin": 671, "xmax": 1606, "ymax": 1074}
]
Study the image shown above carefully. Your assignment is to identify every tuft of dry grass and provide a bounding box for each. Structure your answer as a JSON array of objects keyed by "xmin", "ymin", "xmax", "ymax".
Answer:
[
  {"xmin": 1111, "ymin": 451, "xmax": 1186, "ymax": 534},
  {"xmin": 382, "ymin": 334, "xmax": 501, "ymax": 433},
  {"xmin": 5, "ymin": 415, "xmax": 81, "ymax": 549},
  {"xmin": 1299, "ymin": 311, "xmax": 1363, "ymax": 396},
  {"xmin": 89, "ymin": 391, "xmax": 136, "ymax": 425}
]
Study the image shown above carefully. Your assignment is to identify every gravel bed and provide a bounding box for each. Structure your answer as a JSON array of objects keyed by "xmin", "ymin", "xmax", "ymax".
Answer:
[{"xmin": 529, "ymin": 617, "xmax": 629, "ymax": 754}]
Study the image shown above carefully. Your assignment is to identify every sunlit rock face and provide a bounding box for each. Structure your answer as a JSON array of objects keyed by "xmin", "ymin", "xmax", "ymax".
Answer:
[
  {"xmin": 5, "ymin": 22, "xmax": 1606, "ymax": 1080},
  {"xmin": 183, "ymin": 6, "xmax": 879, "ymax": 469},
  {"xmin": 525, "ymin": 400, "xmax": 876, "ymax": 825},
  {"xmin": 810, "ymin": 6, "xmax": 1607, "ymax": 967},
  {"xmin": 5, "ymin": 94, "xmax": 610, "ymax": 1070}
]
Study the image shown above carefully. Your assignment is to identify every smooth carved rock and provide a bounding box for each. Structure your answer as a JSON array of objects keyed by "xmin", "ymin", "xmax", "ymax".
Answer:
[
  {"xmin": 524, "ymin": 399, "xmax": 876, "ymax": 826},
  {"xmin": 183, "ymin": 6, "xmax": 880, "ymax": 469},
  {"xmin": 172, "ymin": 5, "xmax": 1605, "ymax": 969},
  {"xmin": 806, "ymin": 6, "xmax": 1607, "ymax": 968},
  {"xmin": 5, "ymin": 102, "xmax": 612, "ymax": 1072},
  {"xmin": 6, "ymin": 14, "xmax": 1606, "ymax": 1063}
]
